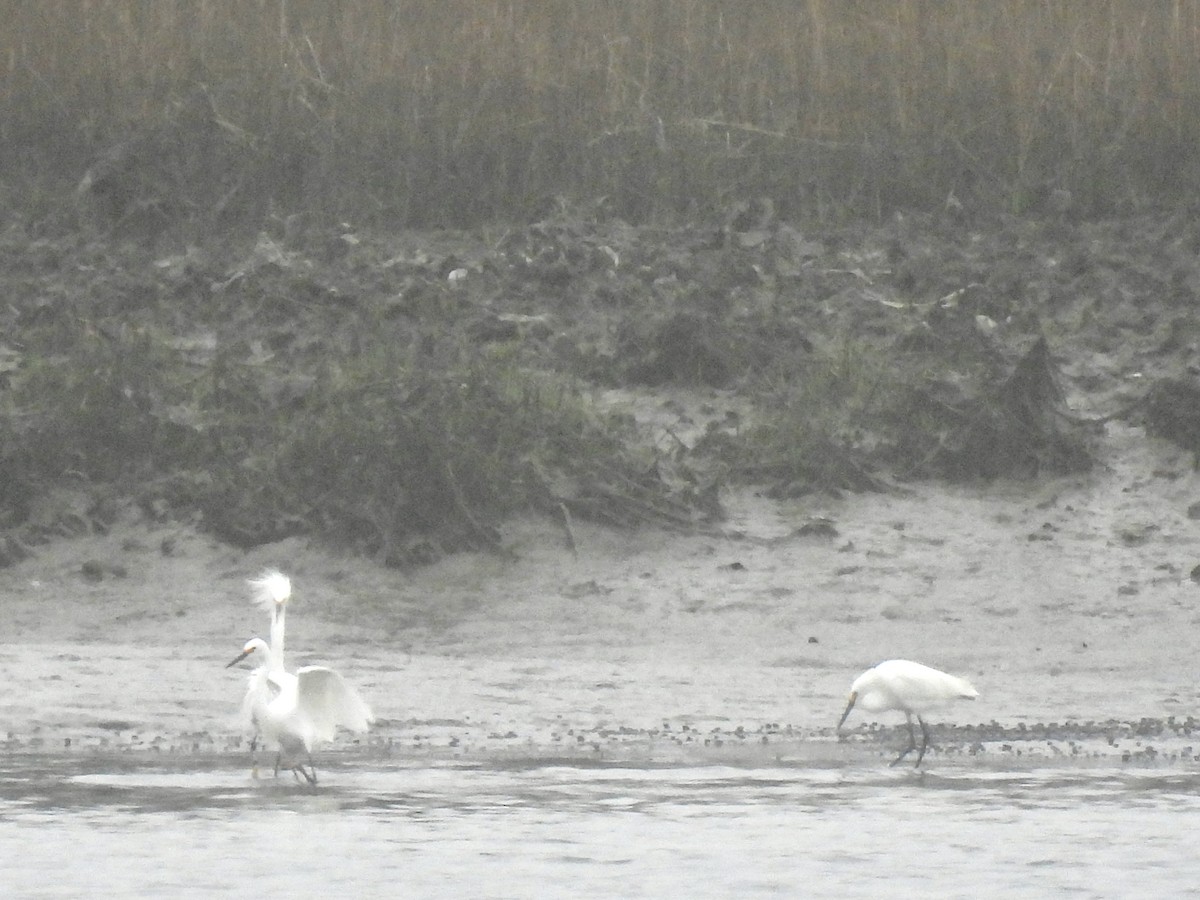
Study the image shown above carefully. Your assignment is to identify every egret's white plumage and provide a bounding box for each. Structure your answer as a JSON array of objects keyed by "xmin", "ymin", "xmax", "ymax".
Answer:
[
  {"xmin": 227, "ymin": 637, "xmax": 374, "ymax": 784},
  {"xmin": 229, "ymin": 570, "xmax": 373, "ymax": 784},
  {"xmin": 249, "ymin": 568, "xmax": 292, "ymax": 669},
  {"xmin": 241, "ymin": 570, "xmax": 293, "ymax": 765},
  {"xmin": 837, "ymin": 659, "xmax": 978, "ymax": 767}
]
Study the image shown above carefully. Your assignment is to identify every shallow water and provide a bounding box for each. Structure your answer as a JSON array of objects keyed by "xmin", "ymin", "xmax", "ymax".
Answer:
[{"xmin": 2, "ymin": 758, "xmax": 1197, "ymax": 898}]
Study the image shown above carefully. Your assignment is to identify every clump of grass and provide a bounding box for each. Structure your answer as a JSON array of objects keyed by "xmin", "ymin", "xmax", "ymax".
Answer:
[
  {"xmin": 4, "ymin": 324, "xmax": 212, "ymax": 484},
  {"xmin": 273, "ymin": 347, "xmax": 633, "ymax": 561},
  {"xmin": 726, "ymin": 339, "xmax": 903, "ymax": 494},
  {"xmin": 0, "ymin": 311, "xmax": 699, "ymax": 562},
  {"xmin": 723, "ymin": 331, "xmax": 1095, "ymax": 494}
]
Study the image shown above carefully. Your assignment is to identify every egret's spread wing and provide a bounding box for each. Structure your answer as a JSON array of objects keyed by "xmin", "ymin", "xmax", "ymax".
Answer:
[{"xmin": 295, "ymin": 666, "xmax": 374, "ymax": 742}]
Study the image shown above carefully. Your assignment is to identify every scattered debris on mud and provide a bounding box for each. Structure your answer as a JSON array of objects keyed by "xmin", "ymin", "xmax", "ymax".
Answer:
[{"xmin": 4, "ymin": 717, "xmax": 1196, "ymax": 771}]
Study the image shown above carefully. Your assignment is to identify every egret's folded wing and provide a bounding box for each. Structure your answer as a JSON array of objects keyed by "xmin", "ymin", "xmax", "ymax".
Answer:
[
  {"xmin": 296, "ymin": 666, "xmax": 375, "ymax": 742},
  {"xmin": 892, "ymin": 666, "xmax": 978, "ymax": 706}
]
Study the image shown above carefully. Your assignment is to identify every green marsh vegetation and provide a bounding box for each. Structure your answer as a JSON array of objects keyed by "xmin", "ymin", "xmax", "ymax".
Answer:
[{"xmin": 1, "ymin": 2, "xmax": 1173, "ymax": 558}]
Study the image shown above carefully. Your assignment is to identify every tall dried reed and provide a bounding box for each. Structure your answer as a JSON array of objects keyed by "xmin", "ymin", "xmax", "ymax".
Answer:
[{"xmin": 2, "ymin": 0, "xmax": 1198, "ymax": 231}]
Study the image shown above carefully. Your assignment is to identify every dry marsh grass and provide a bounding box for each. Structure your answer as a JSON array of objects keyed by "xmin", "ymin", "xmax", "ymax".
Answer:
[{"xmin": 4, "ymin": 0, "xmax": 1200, "ymax": 232}]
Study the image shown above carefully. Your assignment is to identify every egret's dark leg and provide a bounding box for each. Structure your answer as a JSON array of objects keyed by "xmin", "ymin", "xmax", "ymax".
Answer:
[
  {"xmin": 273, "ymin": 752, "xmax": 283, "ymax": 778},
  {"xmin": 248, "ymin": 733, "xmax": 262, "ymax": 778},
  {"xmin": 293, "ymin": 752, "xmax": 318, "ymax": 786},
  {"xmin": 890, "ymin": 713, "xmax": 919, "ymax": 767},
  {"xmin": 247, "ymin": 713, "xmax": 261, "ymax": 775},
  {"xmin": 306, "ymin": 753, "xmax": 319, "ymax": 786},
  {"xmin": 913, "ymin": 717, "xmax": 932, "ymax": 768}
]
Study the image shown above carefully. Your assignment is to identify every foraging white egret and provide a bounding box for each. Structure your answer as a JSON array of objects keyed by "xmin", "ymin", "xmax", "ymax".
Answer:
[
  {"xmin": 837, "ymin": 659, "xmax": 978, "ymax": 767},
  {"xmin": 227, "ymin": 637, "xmax": 374, "ymax": 785}
]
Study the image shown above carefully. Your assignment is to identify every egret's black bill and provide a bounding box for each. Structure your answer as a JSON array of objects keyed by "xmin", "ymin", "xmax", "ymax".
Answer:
[
  {"xmin": 226, "ymin": 649, "xmax": 253, "ymax": 668},
  {"xmin": 837, "ymin": 692, "xmax": 857, "ymax": 730}
]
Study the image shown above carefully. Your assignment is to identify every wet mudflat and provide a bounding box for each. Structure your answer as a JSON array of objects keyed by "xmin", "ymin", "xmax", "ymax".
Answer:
[
  {"xmin": 2, "ymin": 757, "xmax": 1198, "ymax": 898},
  {"xmin": 2, "ymin": 406, "xmax": 1200, "ymax": 895}
]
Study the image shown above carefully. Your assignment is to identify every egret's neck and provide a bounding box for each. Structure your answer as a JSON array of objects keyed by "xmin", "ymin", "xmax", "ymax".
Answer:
[{"xmin": 269, "ymin": 604, "xmax": 286, "ymax": 671}]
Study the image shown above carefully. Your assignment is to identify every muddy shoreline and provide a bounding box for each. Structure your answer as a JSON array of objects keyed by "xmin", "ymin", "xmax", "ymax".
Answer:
[{"xmin": 2, "ymin": 411, "xmax": 1198, "ymax": 771}]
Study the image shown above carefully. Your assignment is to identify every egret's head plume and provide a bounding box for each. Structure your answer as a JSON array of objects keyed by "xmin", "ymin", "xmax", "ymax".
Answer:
[{"xmin": 248, "ymin": 569, "xmax": 291, "ymax": 612}]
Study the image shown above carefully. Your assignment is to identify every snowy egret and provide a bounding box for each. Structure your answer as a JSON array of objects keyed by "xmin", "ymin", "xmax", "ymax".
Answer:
[
  {"xmin": 250, "ymin": 568, "xmax": 292, "ymax": 667},
  {"xmin": 227, "ymin": 637, "xmax": 374, "ymax": 785},
  {"xmin": 228, "ymin": 571, "xmax": 373, "ymax": 784},
  {"xmin": 242, "ymin": 570, "xmax": 293, "ymax": 766},
  {"xmin": 837, "ymin": 659, "xmax": 978, "ymax": 767}
]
